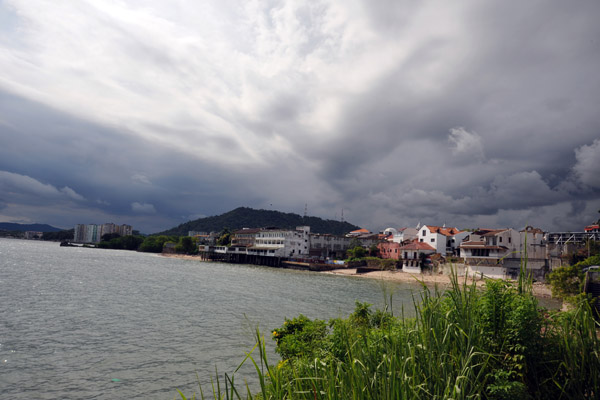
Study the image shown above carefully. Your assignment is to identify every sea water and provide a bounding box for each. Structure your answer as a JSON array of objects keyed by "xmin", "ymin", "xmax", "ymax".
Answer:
[{"xmin": 0, "ymin": 239, "xmax": 430, "ymax": 399}]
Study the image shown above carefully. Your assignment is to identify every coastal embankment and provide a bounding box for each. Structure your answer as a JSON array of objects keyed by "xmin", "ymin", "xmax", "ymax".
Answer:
[{"xmin": 160, "ymin": 254, "xmax": 553, "ymax": 298}]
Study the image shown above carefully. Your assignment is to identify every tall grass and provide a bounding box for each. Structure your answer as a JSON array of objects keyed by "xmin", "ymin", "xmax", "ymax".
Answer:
[{"xmin": 178, "ymin": 270, "xmax": 600, "ymax": 400}]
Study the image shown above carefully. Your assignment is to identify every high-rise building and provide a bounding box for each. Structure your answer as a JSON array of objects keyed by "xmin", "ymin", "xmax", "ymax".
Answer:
[{"xmin": 74, "ymin": 223, "xmax": 133, "ymax": 243}]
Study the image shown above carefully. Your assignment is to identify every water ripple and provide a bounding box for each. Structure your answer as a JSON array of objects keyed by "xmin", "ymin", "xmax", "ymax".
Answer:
[{"xmin": 1, "ymin": 239, "xmax": 435, "ymax": 399}]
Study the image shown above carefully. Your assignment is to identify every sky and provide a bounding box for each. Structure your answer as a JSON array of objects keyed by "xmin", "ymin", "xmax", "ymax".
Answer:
[{"xmin": 1, "ymin": 0, "xmax": 599, "ymax": 234}]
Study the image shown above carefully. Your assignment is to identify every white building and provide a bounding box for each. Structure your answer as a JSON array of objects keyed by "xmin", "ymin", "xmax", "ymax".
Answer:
[
  {"xmin": 460, "ymin": 227, "xmax": 548, "ymax": 280},
  {"xmin": 382, "ymin": 227, "xmax": 419, "ymax": 243},
  {"xmin": 251, "ymin": 226, "xmax": 310, "ymax": 258},
  {"xmin": 399, "ymin": 240, "xmax": 436, "ymax": 272},
  {"xmin": 417, "ymin": 225, "xmax": 468, "ymax": 256}
]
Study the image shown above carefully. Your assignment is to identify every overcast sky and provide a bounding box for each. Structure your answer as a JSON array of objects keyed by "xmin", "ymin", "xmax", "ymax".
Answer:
[{"xmin": 1, "ymin": 0, "xmax": 599, "ymax": 234}]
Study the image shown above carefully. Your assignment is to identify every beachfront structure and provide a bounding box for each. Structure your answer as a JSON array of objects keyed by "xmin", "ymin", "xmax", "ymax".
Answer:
[
  {"xmin": 460, "ymin": 226, "xmax": 548, "ymax": 280},
  {"xmin": 217, "ymin": 226, "xmax": 381, "ymax": 260},
  {"xmin": 231, "ymin": 228, "xmax": 261, "ymax": 248},
  {"xmin": 417, "ymin": 225, "xmax": 468, "ymax": 256},
  {"xmin": 309, "ymin": 234, "xmax": 353, "ymax": 259},
  {"xmin": 460, "ymin": 229, "xmax": 520, "ymax": 279},
  {"xmin": 253, "ymin": 226, "xmax": 310, "ymax": 257},
  {"xmin": 399, "ymin": 240, "xmax": 436, "ymax": 272}
]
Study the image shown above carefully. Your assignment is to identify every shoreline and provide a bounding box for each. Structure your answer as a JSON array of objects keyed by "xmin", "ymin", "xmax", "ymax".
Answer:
[
  {"xmin": 324, "ymin": 268, "xmax": 553, "ymax": 298},
  {"xmin": 160, "ymin": 253, "xmax": 554, "ymax": 298}
]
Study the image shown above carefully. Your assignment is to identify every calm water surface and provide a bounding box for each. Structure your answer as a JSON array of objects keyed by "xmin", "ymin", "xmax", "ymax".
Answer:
[{"xmin": 0, "ymin": 239, "xmax": 429, "ymax": 399}]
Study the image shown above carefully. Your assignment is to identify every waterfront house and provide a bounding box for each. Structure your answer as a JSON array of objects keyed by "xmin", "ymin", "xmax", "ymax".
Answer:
[
  {"xmin": 231, "ymin": 228, "xmax": 261, "ymax": 248},
  {"xmin": 460, "ymin": 229, "xmax": 519, "ymax": 279},
  {"xmin": 460, "ymin": 226, "xmax": 549, "ymax": 280},
  {"xmin": 309, "ymin": 233, "xmax": 352, "ymax": 259},
  {"xmin": 378, "ymin": 240, "xmax": 402, "ymax": 260},
  {"xmin": 398, "ymin": 240, "xmax": 436, "ymax": 272},
  {"xmin": 251, "ymin": 226, "xmax": 310, "ymax": 258}
]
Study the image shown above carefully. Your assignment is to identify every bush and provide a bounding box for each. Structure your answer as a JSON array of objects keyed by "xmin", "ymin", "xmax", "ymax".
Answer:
[{"xmin": 180, "ymin": 275, "xmax": 600, "ymax": 399}]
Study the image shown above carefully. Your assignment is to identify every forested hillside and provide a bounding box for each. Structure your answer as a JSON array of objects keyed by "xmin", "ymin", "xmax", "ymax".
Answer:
[{"xmin": 157, "ymin": 207, "xmax": 361, "ymax": 236}]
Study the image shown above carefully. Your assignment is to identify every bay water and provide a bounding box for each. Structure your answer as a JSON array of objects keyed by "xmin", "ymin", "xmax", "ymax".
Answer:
[{"xmin": 0, "ymin": 239, "xmax": 427, "ymax": 399}]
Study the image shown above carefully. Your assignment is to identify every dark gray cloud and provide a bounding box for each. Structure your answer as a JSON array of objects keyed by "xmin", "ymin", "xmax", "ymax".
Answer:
[{"xmin": 0, "ymin": 0, "xmax": 599, "ymax": 233}]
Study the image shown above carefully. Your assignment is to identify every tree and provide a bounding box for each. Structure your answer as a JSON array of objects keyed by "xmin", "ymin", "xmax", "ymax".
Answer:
[
  {"xmin": 175, "ymin": 236, "xmax": 197, "ymax": 254},
  {"xmin": 138, "ymin": 235, "xmax": 175, "ymax": 253},
  {"xmin": 216, "ymin": 228, "xmax": 231, "ymax": 246},
  {"xmin": 547, "ymin": 264, "xmax": 584, "ymax": 300},
  {"xmin": 101, "ymin": 232, "xmax": 121, "ymax": 242},
  {"xmin": 369, "ymin": 244, "xmax": 379, "ymax": 257},
  {"xmin": 346, "ymin": 246, "xmax": 366, "ymax": 259}
]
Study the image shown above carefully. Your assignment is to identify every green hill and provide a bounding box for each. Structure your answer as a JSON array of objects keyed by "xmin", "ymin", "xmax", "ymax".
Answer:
[
  {"xmin": 0, "ymin": 222, "xmax": 64, "ymax": 232},
  {"xmin": 157, "ymin": 207, "xmax": 361, "ymax": 236}
]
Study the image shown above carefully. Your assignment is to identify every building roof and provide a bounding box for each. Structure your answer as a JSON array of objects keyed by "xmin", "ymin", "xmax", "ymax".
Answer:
[
  {"xmin": 424, "ymin": 225, "xmax": 463, "ymax": 236},
  {"xmin": 480, "ymin": 229, "xmax": 509, "ymax": 237},
  {"xmin": 350, "ymin": 228, "xmax": 371, "ymax": 234},
  {"xmin": 399, "ymin": 241, "xmax": 436, "ymax": 251},
  {"xmin": 233, "ymin": 228, "xmax": 262, "ymax": 234},
  {"xmin": 520, "ymin": 226, "xmax": 544, "ymax": 234}
]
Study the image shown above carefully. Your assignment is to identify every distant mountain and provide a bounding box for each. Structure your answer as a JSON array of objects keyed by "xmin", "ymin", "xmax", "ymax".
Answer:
[
  {"xmin": 0, "ymin": 222, "xmax": 64, "ymax": 232},
  {"xmin": 157, "ymin": 207, "xmax": 362, "ymax": 236}
]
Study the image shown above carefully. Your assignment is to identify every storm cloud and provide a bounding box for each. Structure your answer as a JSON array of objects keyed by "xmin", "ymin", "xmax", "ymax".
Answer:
[{"xmin": 0, "ymin": 0, "xmax": 599, "ymax": 233}]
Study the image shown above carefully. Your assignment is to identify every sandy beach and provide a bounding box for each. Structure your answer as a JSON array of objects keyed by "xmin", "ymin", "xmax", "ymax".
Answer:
[
  {"xmin": 160, "ymin": 253, "xmax": 553, "ymax": 298},
  {"xmin": 324, "ymin": 268, "xmax": 553, "ymax": 298}
]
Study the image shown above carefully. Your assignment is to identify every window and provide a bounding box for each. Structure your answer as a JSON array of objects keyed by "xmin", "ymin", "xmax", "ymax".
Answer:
[
  {"xmin": 508, "ymin": 237, "xmax": 512, "ymax": 244},
  {"xmin": 431, "ymin": 238, "xmax": 435, "ymax": 242},
  {"xmin": 422, "ymin": 230, "xmax": 426, "ymax": 236},
  {"xmin": 420, "ymin": 239, "xmax": 423, "ymax": 242},
  {"xmin": 499, "ymin": 237, "xmax": 503, "ymax": 243}
]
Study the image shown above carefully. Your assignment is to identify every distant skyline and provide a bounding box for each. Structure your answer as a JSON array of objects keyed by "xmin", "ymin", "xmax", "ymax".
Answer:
[{"xmin": 1, "ymin": 0, "xmax": 599, "ymax": 234}]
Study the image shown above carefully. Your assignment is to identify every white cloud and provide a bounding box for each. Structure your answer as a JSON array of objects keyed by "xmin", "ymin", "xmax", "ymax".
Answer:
[
  {"xmin": 573, "ymin": 139, "xmax": 600, "ymax": 189},
  {"xmin": 0, "ymin": 170, "xmax": 85, "ymax": 201},
  {"xmin": 131, "ymin": 173, "xmax": 151, "ymax": 185},
  {"xmin": 60, "ymin": 186, "xmax": 85, "ymax": 201},
  {"xmin": 448, "ymin": 127, "xmax": 484, "ymax": 161},
  {"xmin": 131, "ymin": 202, "xmax": 156, "ymax": 214}
]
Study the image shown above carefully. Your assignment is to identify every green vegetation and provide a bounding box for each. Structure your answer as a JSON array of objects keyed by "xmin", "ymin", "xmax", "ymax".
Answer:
[
  {"xmin": 0, "ymin": 222, "xmax": 63, "ymax": 232},
  {"xmin": 95, "ymin": 234, "xmax": 199, "ymax": 254},
  {"xmin": 345, "ymin": 245, "xmax": 366, "ymax": 260},
  {"xmin": 175, "ymin": 236, "xmax": 199, "ymax": 254},
  {"xmin": 547, "ymin": 253, "xmax": 600, "ymax": 304},
  {"xmin": 157, "ymin": 207, "xmax": 360, "ymax": 236},
  {"xmin": 97, "ymin": 234, "xmax": 145, "ymax": 250},
  {"xmin": 41, "ymin": 229, "xmax": 75, "ymax": 241},
  {"xmin": 179, "ymin": 272, "xmax": 600, "ymax": 399},
  {"xmin": 216, "ymin": 228, "xmax": 232, "ymax": 246}
]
